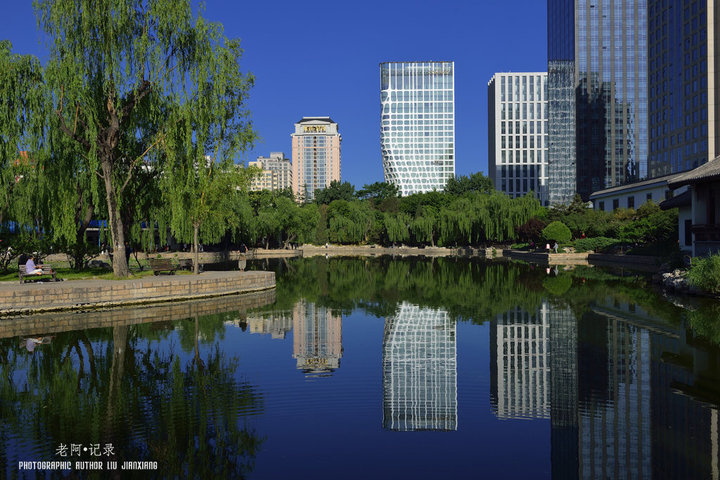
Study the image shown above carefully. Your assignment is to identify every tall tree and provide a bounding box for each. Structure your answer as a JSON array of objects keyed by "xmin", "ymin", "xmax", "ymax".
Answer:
[
  {"xmin": 314, "ymin": 180, "xmax": 356, "ymax": 204},
  {"xmin": 34, "ymin": 0, "xmax": 255, "ymax": 277},
  {"xmin": 0, "ymin": 41, "xmax": 46, "ymax": 229}
]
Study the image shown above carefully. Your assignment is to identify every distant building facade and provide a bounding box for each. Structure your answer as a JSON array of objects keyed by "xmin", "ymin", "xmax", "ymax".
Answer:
[
  {"xmin": 547, "ymin": 0, "xmax": 648, "ymax": 203},
  {"xmin": 291, "ymin": 117, "xmax": 341, "ymax": 202},
  {"xmin": 488, "ymin": 72, "xmax": 549, "ymax": 204},
  {"xmin": 647, "ymin": 0, "xmax": 720, "ymax": 178},
  {"xmin": 380, "ymin": 61, "xmax": 455, "ymax": 196},
  {"xmin": 248, "ymin": 152, "xmax": 292, "ymax": 192}
]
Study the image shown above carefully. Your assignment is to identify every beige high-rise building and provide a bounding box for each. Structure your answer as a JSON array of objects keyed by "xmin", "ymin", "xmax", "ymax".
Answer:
[
  {"xmin": 291, "ymin": 117, "xmax": 341, "ymax": 201},
  {"xmin": 248, "ymin": 152, "xmax": 292, "ymax": 192}
]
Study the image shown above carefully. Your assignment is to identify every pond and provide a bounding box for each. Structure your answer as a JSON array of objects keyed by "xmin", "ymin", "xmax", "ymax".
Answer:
[{"xmin": 2, "ymin": 257, "xmax": 720, "ymax": 479}]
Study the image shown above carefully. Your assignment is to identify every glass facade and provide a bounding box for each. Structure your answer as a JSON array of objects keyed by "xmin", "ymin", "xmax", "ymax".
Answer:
[
  {"xmin": 547, "ymin": 0, "xmax": 648, "ymax": 203},
  {"xmin": 380, "ymin": 62, "xmax": 455, "ymax": 196},
  {"xmin": 648, "ymin": 0, "xmax": 711, "ymax": 177},
  {"xmin": 488, "ymin": 72, "xmax": 549, "ymax": 204},
  {"xmin": 548, "ymin": 61, "xmax": 578, "ymax": 204}
]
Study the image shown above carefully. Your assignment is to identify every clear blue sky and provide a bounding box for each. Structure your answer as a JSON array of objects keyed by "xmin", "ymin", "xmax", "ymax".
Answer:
[{"xmin": 1, "ymin": 1, "xmax": 547, "ymax": 188}]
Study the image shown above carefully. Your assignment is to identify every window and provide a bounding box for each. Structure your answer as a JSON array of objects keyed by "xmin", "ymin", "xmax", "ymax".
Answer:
[
  {"xmin": 599, "ymin": 201, "xmax": 605, "ymax": 211},
  {"xmin": 613, "ymin": 199, "xmax": 619, "ymax": 210},
  {"xmin": 628, "ymin": 196, "xmax": 635, "ymax": 209}
]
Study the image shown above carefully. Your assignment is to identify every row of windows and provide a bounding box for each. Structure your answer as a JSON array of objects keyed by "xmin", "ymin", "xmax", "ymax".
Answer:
[
  {"xmin": 500, "ymin": 121, "xmax": 547, "ymax": 135},
  {"xmin": 500, "ymin": 136, "xmax": 547, "ymax": 149},
  {"xmin": 500, "ymin": 178, "xmax": 543, "ymax": 194},
  {"xmin": 499, "ymin": 150, "xmax": 546, "ymax": 164}
]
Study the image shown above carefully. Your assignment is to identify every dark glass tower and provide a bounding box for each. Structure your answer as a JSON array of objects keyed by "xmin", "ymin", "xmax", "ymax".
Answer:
[
  {"xmin": 648, "ymin": 0, "xmax": 720, "ymax": 177},
  {"xmin": 548, "ymin": 0, "xmax": 648, "ymax": 203}
]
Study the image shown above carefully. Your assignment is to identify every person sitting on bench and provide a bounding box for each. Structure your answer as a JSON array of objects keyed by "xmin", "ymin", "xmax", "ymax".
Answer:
[{"xmin": 25, "ymin": 255, "xmax": 45, "ymax": 275}]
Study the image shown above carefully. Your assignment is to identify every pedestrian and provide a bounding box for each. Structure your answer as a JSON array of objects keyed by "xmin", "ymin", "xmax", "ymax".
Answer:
[{"xmin": 553, "ymin": 242, "xmax": 558, "ymax": 253}]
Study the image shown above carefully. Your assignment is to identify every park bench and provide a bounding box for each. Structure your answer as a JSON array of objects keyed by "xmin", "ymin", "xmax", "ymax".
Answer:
[
  {"xmin": 19, "ymin": 265, "xmax": 58, "ymax": 283},
  {"xmin": 148, "ymin": 258, "xmax": 177, "ymax": 275},
  {"xmin": 177, "ymin": 259, "xmax": 193, "ymax": 271}
]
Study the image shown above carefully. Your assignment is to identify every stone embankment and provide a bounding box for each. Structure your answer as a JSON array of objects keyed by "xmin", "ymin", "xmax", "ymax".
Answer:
[
  {"xmin": 0, "ymin": 271, "xmax": 275, "ymax": 316},
  {"xmin": 0, "ymin": 288, "xmax": 275, "ymax": 339}
]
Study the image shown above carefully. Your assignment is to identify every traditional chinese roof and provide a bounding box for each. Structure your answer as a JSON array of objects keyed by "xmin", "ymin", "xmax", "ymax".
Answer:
[
  {"xmin": 668, "ymin": 157, "xmax": 720, "ymax": 188},
  {"xmin": 589, "ymin": 172, "xmax": 680, "ymax": 199},
  {"xmin": 659, "ymin": 189, "xmax": 691, "ymax": 210}
]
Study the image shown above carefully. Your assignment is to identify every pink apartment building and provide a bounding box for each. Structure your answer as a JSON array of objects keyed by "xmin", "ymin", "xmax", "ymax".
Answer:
[{"xmin": 291, "ymin": 117, "xmax": 341, "ymax": 201}]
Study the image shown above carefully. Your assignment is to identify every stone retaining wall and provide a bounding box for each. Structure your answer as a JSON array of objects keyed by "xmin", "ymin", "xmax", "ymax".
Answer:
[
  {"xmin": 0, "ymin": 271, "xmax": 275, "ymax": 316},
  {"xmin": 0, "ymin": 289, "xmax": 275, "ymax": 339}
]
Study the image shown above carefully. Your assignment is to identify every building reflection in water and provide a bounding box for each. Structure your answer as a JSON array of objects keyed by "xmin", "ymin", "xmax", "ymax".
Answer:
[
  {"xmin": 382, "ymin": 302, "xmax": 457, "ymax": 431},
  {"xmin": 490, "ymin": 304, "xmax": 551, "ymax": 419},
  {"xmin": 491, "ymin": 298, "xmax": 720, "ymax": 479},
  {"xmin": 247, "ymin": 314, "xmax": 293, "ymax": 340},
  {"xmin": 292, "ymin": 300, "xmax": 343, "ymax": 376}
]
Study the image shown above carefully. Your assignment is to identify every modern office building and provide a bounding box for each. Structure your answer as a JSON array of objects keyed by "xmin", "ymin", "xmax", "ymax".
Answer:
[
  {"xmin": 547, "ymin": 0, "xmax": 648, "ymax": 203},
  {"xmin": 292, "ymin": 300, "xmax": 343, "ymax": 376},
  {"xmin": 380, "ymin": 61, "xmax": 455, "ymax": 196},
  {"xmin": 647, "ymin": 0, "xmax": 720, "ymax": 177},
  {"xmin": 382, "ymin": 303, "xmax": 457, "ymax": 431},
  {"xmin": 248, "ymin": 152, "xmax": 292, "ymax": 192},
  {"xmin": 291, "ymin": 117, "xmax": 341, "ymax": 202},
  {"xmin": 488, "ymin": 72, "xmax": 549, "ymax": 204}
]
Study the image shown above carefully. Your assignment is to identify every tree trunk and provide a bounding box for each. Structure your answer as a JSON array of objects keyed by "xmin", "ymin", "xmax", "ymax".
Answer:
[
  {"xmin": 193, "ymin": 223, "xmax": 200, "ymax": 274},
  {"xmin": 71, "ymin": 203, "xmax": 94, "ymax": 271},
  {"xmin": 101, "ymin": 159, "xmax": 129, "ymax": 277}
]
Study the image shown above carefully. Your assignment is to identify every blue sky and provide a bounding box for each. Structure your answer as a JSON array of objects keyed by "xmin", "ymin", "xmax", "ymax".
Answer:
[{"xmin": 1, "ymin": 1, "xmax": 547, "ymax": 188}]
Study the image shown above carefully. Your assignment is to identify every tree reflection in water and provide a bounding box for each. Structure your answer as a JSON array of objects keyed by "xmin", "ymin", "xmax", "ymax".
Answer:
[{"xmin": 0, "ymin": 318, "xmax": 263, "ymax": 479}]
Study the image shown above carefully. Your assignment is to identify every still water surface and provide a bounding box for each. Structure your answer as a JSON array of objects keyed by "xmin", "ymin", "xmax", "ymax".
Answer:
[{"xmin": 2, "ymin": 257, "xmax": 720, "ymax": 479}]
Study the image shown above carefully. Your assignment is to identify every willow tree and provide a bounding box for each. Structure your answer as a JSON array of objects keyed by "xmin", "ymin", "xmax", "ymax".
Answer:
[
  {"xmin": 0, "ymin": 41, "xmax": 46, "ymax": 230},
  {"xmin": 34, "ymin": 0, "xmax": 255, "ymax": 277}
]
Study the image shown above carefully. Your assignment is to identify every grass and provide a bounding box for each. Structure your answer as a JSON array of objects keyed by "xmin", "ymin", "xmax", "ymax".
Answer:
[{"xmin": 0, "ymin": 259, "xmax": 192, "ymax": 283}]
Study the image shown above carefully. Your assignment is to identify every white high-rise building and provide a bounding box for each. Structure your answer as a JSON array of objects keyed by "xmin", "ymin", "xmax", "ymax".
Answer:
[
  {"xmin": 380, "ymin": 61, "xmax": 455, "ymax": 196},
  {"xmin": 488, "ymin": 72, "xmax": 548, "ymax": 205}
]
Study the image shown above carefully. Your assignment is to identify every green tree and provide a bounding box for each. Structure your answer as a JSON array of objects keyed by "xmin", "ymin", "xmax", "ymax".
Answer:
[
  {"xmin": 542, "ymin": 221, "xmax": 572, "ymax": 243},
  {"xmin": 444, "ymin": 172, "xmax": 494, "ymax": 196},
  {"xmin": 314, "ymin": 180, "xmax": 356, "ymax": 204},
  {"xmin": 356, "ymin": 182, "xmax": 399, "ymax": 203},
  {"xmin": 0, "ymin": 41, "xmax": 47, "ymax": 239},
  {"xmin": 33, "ymin": 0, "xmax": 255, "ymax": 277}
]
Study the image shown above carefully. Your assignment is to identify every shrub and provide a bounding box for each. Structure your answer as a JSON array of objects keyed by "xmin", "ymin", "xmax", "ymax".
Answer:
[
  {"xmin": 687, "ymin": 253, "xmax": 720, "ymax": 295},
  {"xmin": 573, "ymin": 236, "xmax": 620, "ymax": 253},
  {"xmin": 542, "ymin": 221, "xmax": 572, "ymax": 244}
]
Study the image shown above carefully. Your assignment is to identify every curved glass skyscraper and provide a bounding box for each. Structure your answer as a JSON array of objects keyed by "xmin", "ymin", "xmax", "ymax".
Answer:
[{"xmin": 380, "ymin": 62, "xmax": 455, "ymax": 196}]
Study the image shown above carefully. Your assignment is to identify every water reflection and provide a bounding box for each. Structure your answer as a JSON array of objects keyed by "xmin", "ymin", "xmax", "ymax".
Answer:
[
  {"xmin": 382, "ymin": 302, "xmax": 457, "ymax": 431},
  {"xmin": 4, "ymin": 257, "xmax": 720, "ymax": 478},
  {"xmin": 491, "ymin": 295, "xmax": 720, "ymax": 479},
  {"xmin": 292, "ymin": 300, "xmax": 343, "ymax": 376},
  {"xmin": 491, "ymin": 303, "xmax": 551, "ymax": 420},
  {"xmin": 1, "ymin": 292, "xmax": 272, "ymax": 479}
]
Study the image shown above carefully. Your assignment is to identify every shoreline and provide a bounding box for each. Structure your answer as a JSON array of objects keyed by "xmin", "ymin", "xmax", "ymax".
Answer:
[{"xmin": 0, "ymin": 271, "xmax": 275, "ymax": 317}]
